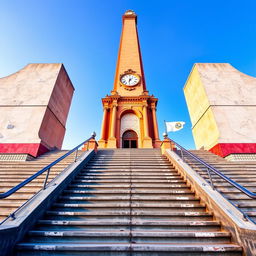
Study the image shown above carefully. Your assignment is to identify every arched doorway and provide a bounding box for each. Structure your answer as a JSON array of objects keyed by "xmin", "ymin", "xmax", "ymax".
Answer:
[
  {"xmin": 120, "ymin": 113, "xmax": 140, "ymax": 148},
  {"xmin": 122, "ymin": 130, "xmax": 138, "ymax": 148}
]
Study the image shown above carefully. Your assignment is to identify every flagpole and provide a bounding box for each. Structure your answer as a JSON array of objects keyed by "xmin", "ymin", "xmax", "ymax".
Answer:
[{"xmin": 164, "ymin": 120, "xmax": 168, "ymax": 137}]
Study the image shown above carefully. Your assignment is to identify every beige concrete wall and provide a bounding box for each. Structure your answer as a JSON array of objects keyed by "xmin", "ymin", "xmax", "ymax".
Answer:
[
  {"xmin": 184, "ymin": 63, "xmax": 256, "ymax": 150},
  {"xmin": 0, "ymin": 63, "xmax": 74, "ymax": 150},
  {"xmin": 213, "ymin": 105, "xmax": 256, "ymax": 144},
  {"xmin": 0, "ymin": 63, "xmax": 61, "ymax": 106},
  {"xmin": 184, "ymin": 66, "xmax": 211, "ymax": 126},
  {"xmin": 191, "ymin": 107, "xmax": 219, "ymax": 150},
  {"xmin": 0, "ymin": 106, "xmax": 45, "ymax": 143}
]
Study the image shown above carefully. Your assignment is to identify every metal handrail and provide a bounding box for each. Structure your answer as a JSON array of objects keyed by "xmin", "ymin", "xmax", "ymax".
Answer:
[
  {"xmin": 0, "ymin": 133, "xmax": 96, "ymax": 199},
  {"xmin": 168, "ymin": 137, "xmax": 256, "ymax": 199}
]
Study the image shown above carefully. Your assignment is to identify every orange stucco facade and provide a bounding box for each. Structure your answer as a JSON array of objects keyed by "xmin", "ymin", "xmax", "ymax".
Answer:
[{"xmin": 98, "ymin": 10, "xmax": 161, "ymax": 149}]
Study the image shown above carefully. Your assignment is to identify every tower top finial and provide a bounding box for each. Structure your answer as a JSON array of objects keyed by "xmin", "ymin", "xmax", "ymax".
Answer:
[
  {"xmin": 124, "ymin": 10, "xmax": 136, "ymax": 16},
  {"xmin": 123, "ymin": 10, "xmax": 137, "ymax": 23}
]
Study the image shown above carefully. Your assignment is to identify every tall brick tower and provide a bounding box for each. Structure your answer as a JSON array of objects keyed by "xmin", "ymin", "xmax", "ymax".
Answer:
[{"xmin": 98, "ymin": 10, "xmax": 161, "ymax": 149}]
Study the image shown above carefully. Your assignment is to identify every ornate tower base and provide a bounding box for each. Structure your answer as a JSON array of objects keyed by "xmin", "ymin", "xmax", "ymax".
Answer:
[{"xmin": 98, "ymin": 95, "xmax": 160, "ymax": 149}]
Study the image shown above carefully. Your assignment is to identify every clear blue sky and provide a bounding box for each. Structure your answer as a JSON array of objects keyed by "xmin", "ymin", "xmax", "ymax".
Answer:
[{"xmin": 0, "ymin": 0, "xmax": 256, "ymax": 149}]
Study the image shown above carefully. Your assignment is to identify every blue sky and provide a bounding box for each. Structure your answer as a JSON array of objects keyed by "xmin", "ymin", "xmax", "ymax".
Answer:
[{"xmin": 0, "ymin": 0, "xmax": 256, "ymax": 149}]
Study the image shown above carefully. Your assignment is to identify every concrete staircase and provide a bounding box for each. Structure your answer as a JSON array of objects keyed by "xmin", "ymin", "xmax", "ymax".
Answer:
[
  {"xmin": 16, "ymin": 149, "xmax": 242, "ymax": 255},
  {"xmin": 185, "ymin": 150, "xmax": 256, "ymax": 223},
  {"xmin": 0, "ymin": 150, "xmax": 82, "ymax": 222}
]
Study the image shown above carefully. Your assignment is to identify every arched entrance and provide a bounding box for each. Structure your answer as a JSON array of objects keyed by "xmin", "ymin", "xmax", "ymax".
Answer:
[
  {"xmin": 122, "ymin": 130, "xmax": 138, "ymax": 148},
  {"xmin": 120, "ymin": 113, "xmax": 140, "ymax": 148}
]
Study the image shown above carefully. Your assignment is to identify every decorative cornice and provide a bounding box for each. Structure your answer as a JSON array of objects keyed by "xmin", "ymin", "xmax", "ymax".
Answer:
[{"xmin": 101, "ymin": 94, "xmax": 158, "ymax": 108}]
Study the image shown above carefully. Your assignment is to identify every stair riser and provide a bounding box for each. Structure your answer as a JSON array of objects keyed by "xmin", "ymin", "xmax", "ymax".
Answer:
[
  {"xmin": 26, "ymin": 236, "xmax": 231, "ymax": 244},
  {"xmin": 57, "ymin": 199, "xmax": 200, "ymax": 203},
  {"xmin": 35, "ymin": 225, "xmax": 221, "ymax": 231},
  {"xmin": 51, "ymin": 208, "xmax": 206, "ymax": 213},
  {"xmin": 17, "ymin": 251, "xmax": 242, "ymax": 256}
]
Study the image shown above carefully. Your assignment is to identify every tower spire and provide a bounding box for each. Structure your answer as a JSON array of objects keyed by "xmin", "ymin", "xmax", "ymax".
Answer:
[
  {"xmin": 112, "ymin": 10, "xmax": 146, "ymax": 95},
  {"xmin": 98, "ymin": 11, "xmax": 161, "ymax": 149}
]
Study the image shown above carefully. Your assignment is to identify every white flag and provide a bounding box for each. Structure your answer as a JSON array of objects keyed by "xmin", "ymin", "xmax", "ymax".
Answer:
[{"xmin": 165, "ymin": 121, "xmax": 185, "ymax": 132}]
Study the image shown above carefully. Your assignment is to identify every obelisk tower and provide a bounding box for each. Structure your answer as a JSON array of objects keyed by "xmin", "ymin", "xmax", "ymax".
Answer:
[{"xmin": 98, "ymin": 10, "xmax": 161, "ymax": 148}]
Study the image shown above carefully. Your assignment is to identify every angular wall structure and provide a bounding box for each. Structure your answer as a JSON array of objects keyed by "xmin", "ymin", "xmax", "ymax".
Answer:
[
  {"xmin": 184, "ymin": 63, "xmax": 256, "ymax": 158},
  {"xmin": 0, "ymin": 63, "xmax": 74, "ymax": 157}
]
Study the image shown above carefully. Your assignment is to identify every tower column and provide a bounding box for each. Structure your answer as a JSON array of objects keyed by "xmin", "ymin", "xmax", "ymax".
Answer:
[
  {"xmin": 107, "ymin": 103, "xmax": 117, "ymax": 148},
  {"xmin": 143, "ymin": 104, "xmax": 149, "ymax": 138},
  {"xmin": 100, "ymin": 107, "xmax": 108, "ymax": 140},
  {"xmin": 116, "ymin": 117, "xmax": 121, "ymax": 147},
  {"xmin": 110, "ymin": 104, "xmax": 117, "ymax": 138},
  {"xmin": 98, "ymin": 106, "xmax": 109, "ymax": 148},
  {"xmin": 152, "ymin": 106, "xmax": 160, "ymax": 139},
  {"xmin": 142, "ymin": 104, "xmax": 153, "ymax": 148}
]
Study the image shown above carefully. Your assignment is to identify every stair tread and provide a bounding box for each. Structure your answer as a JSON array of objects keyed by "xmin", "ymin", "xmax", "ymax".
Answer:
[
  {"xmin": 17, "ymin": 242, "xmax": 242, "ymax": 251},
  {"xmin": 28, "ymin": 230, "xmax": 231, "ymax": 237},
  {"xmin": 38, "ymin": 220, "xmax": 220, "ymax": 225}
]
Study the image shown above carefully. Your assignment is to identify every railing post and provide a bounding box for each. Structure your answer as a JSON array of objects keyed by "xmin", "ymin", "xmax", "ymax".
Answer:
[
  {"xmin": 74, "ymin": 148, "xmax": 78, "ymax": 162},
  {"xmin": 180, "ymin": 149, "xmax": 184, "ymax": 161},
  {"xmin": 9, "ymin": 212, "xmax": 16, "ymax": 220},
  {"xmin": 43, "ymin": 168, "xmax": 51, "ymax": 190},
  {"xmin": 206, "ymin": 168, "xmax": 215, "ymax": 190}
]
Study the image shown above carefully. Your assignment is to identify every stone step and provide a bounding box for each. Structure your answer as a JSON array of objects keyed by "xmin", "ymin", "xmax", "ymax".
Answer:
[
  {"xmin": 199, "ymin": 172, "xmax": 256, "ymax": 176},
  {"xmin": 25, "ymin": 230, "xmax": 231, "ymax": 243},
  {"xmin": 73, "ymin": 179, "xmax": 185, "ymax": 183},
  {"xmin": 69, "ymin": 183, "xmax": 186, "ymax": 188},
  {"xmin": 70, "ymin": 180, "xmax": 186, "ymax": 184},
  {"xmin": 59, "ymin": 195, "xmax": 198, "ymax": 201},
  {"xmin": 53, "ymin": 201, "xmax": 205, "ymax": 207},
  {"xmin": 69, "ymin": 183, "xmax": 188, "ymax": 187},
  {"xmin": 216, "ymin": 187, "xmax": 256, "ymax": 193},
  {"xmin": 0, "ymin": 164, "xmax": 68, "ymax": 168},
  {"xmin": 82, "ymin": 169, "xmax": 178, "ymax": 173},
  {"xmin": 81, "ymin": 171, "xmax": 177, "ymax": 174},
  {"xmin": 92, "ymin": 157, "xmax": 165, "ymax": 159},
  {"xmin": 85, "ymin": 164, "xmax": 173, "ymax": 168},
  {"xmin": 36, "ymin": 219, "xmax": 221, "ymax": 231},
  {"xmin": 78, "ymin": 174, "xmax": 181, "ymax": 178},
  {"xmin": 200, "ymin": 177, "xmax": 256, "ymax": 182},
  {"xmin": 45, "ymin": 210, "xmax": 214, "ymax": 220},
  {"xmin": 0, "ymin": 187, "xmax": 47, "ymax": 193},
  {"xmin": 205, "ymin": 183, "xmax": 256, "ymax": 188},
  {"xmin": 186, "ymin": 164, "xmax": 256, "ymax": 168},
  {"xmin": 81, "ymin": 171, "xmax": 178, "ymax": 174},
  {"xmin": 16, "ymin": 243, "xmax": 242, "ymax": 256},
  {"xmin": 0, "ymin": 172, "xmax": 61, "ymax": 176},
  {"xmin": 0, "ymin": 198, "xmax": 29, "ymax": 204},
  {"xmin": 76, "ymin": 173, "xmax": 181, "ymax": 176},
  {"xmin": 0, "ymin": 184, "xmax": 49, "ymax": 189},
  {"xmin": 63, "ymin": 189, "xmax": 194, "ymax": 195}
]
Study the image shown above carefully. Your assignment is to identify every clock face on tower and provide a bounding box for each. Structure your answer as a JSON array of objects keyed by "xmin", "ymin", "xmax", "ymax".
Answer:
[{"xmin": 120, "ymin": 73, "xmax": 140, "ymax": 87}]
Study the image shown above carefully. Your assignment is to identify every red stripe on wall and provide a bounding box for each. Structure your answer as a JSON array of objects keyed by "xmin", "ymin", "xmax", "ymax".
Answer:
[
  {"xmin": 209, "ymin": 143, "xmax": 256, "ymax": 157},
  {"xmin": 0, "ymin": 143, "xmax": 49, "ymax": 157}
]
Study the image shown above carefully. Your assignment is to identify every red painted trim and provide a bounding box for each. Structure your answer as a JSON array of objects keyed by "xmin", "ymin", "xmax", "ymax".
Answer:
[
  {"xmin": 209, "ymin": 143, "xmax": 256, "ymax": 157},
  {"xmin": 0, "ymin": 143, "xmax": 49, "ymax": 157}
]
